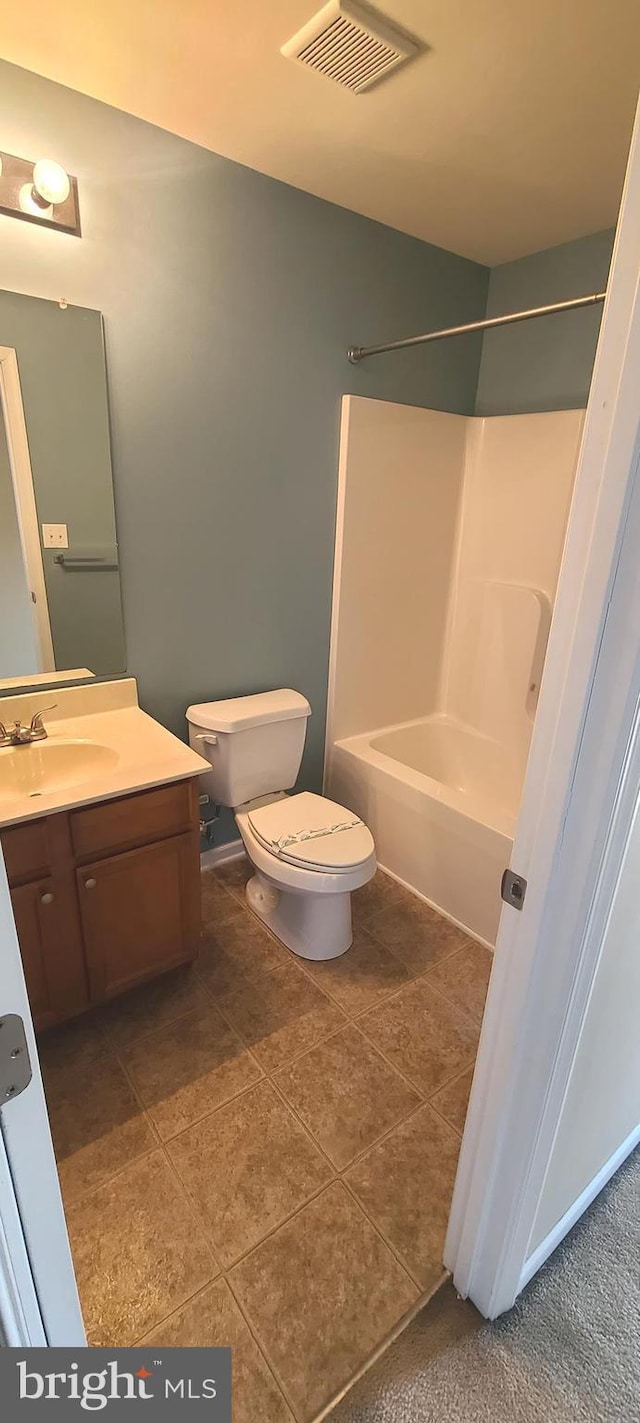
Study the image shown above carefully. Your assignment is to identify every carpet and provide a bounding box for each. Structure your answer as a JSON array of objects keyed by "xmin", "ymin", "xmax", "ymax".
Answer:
[{"xmin": 333, "ymin": 1146, "xmax": 640, "ymax": 1421}]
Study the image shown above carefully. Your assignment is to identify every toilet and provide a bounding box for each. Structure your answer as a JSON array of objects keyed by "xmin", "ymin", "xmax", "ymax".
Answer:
[{"xmin": 186, "ymin": 689, "xmax": 376, "ymax": 960}]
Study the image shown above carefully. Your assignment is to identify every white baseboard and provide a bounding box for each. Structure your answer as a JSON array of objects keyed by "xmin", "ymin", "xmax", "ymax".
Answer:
[
  {"xmin": 519, "ymin": 1118, "xmax": 640, "ymax": 1293},
  {"xmin": 200, "ymin": 837, "xmax": 245, "ymax": 871}
]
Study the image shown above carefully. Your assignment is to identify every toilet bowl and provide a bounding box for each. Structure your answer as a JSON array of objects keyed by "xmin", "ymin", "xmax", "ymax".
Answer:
[
  {"xmin": 236, "ymin": 790, "xmax": 376, "ymax": 959},
  {"xmin": 186, "ymin": 690, "xmax": 376, "ymax": 960}
]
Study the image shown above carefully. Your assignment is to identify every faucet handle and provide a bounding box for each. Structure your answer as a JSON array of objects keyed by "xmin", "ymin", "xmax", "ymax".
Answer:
[{"xmin": 29, "ymin": 704, "xmax": 58, "ymax": 733}]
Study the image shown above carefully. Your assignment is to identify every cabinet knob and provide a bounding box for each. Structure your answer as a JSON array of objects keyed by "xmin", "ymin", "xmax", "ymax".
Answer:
[
  {"xmin": 40, "ymin": 892, "xmax": 54, "ymax": 905},
  {"xmin": 84, "ymin": 878, "xmax": 97, "ymax": 890}
]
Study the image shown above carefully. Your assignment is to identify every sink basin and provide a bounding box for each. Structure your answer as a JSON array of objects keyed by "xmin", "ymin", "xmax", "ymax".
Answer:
[{"xmin": 0, "ymin": 739, "xmax": 120, "ymax": 802}]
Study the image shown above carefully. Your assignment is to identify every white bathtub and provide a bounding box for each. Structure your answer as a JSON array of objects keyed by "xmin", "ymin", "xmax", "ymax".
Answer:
[{"xmin": 327, "ymin": 714, "xmax": 522, "ymax": 946}]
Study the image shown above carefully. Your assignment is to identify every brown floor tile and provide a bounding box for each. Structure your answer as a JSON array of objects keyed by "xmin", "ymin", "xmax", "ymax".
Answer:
[
  {"xmin": 275, "ymin": 1024, "xmax": 420, "ymax": 1170},
  {"xmin": 352, "ymin": 869, "xmax": 407, "ymax": 927},
  {"xmin": 121, "ymin": 1000, "xmax": 263, "ymax": 1140},
  {"xmin": 198, "ymin": 903, "xmax": 287, "ymax": 1001},
  {"xmin": 167, "ymin": 1080, "xmax": 332, "ymax": 1267},
  {"xmin": 201, "ymin": 869, "xmax": 240, "ymax": 924},
  {"xmin": 66, "ymin": 1150, "xmax": 217, "ymax": 1345},
  {"xmin": 211, "ymin": 853, "xmax": 253, "ymax": 901},
  {"xmin": 220, "ymin": 960, "xmax": 346, "ymax": 1072},
  {"xmin": 346, "ymin": 1104, "xmax": 461, "ymax": 1288},
  {"xmin": 229, "ymin": 1182, "xmax": 418, "ymax": 1422},
  {"xmin": 141, "ymin": 1279, "xmax": 294, "ymax": 1421},
  {"xmin": 359, "ymin": 978, "xmax": 479, "ymax": 1098},
  {"xmin": 41, "ymin": 1032, "xmax": 155, "ymax": 1204},
  {"xmin": 38, "ymin": 1014, "xmax": 108, "ymax": 1068},
  {"xmin": 424, "ymin": 941, "xmax": 493, "ymax": 1023},
  {"xmin": 431, "ymin": 1065, "xmax": 475, "ymax": 1135},
  {"xmin": 99, "ymin": 965, "xmax": 210, "ymax": 1050},
  {"xmin": 305, "ymin": 926, "xmax": 413, "ymax": 1017},
  {"xmin": 368, "ymin": 898, "xmax": 471, "ymax": 976}
]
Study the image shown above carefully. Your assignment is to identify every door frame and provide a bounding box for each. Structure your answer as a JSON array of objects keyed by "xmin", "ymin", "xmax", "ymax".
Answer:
[
  {"xmin": 0, "ymin": 1128, "xmax": 47, "ymax": 1345},
  {"xmin": 0, "ymin": 345, "xmax": 55, "ymax": 674},
  {"xmin": 0, "ymin": 846, "xmax": 85, "ymax": 1346},
  {"xmin": 446, "ymin": 94, "xmax": 640, "ymax": 1315}
]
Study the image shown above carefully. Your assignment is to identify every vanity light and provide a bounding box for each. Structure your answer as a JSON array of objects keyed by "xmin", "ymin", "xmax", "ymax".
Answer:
[
  {"xmin": 0, "ymin": 149, "xmax": 81, "ymax": 236},
  {"xmin": 19, "ymin": 182, "xmax": 53, "ymax": 218},
  {"xmin": 19, "ymin": 159, "xmax": 71, "ymax": 218},
  {"xmin": 32, "ymin": 158, "xmax": 71, "ymax": 207}
]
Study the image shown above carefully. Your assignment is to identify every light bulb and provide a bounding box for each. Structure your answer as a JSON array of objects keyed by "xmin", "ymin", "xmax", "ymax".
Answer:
[
  {"xmin": 32, "ymin": 158, "xmax": 70, "ymax": 207},
  {"xmin": 19, "ymin": 182, "xmax": 52, "ymax": 217}
]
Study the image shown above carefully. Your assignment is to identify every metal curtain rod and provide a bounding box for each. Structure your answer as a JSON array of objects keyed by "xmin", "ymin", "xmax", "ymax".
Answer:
[{"xmin": 347, "ymin": 290, "xmax": 607, "ymax": 364}]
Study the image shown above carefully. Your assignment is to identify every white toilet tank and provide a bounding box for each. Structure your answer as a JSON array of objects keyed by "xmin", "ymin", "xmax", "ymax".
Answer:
[{"xmin": 186, "ymin": 689, "xmax": 311, "ymax": 808}]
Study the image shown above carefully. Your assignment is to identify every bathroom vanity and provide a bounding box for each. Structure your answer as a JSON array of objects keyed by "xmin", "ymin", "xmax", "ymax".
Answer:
[
  {"xmin": 0, "ymin": 678, "xmax": 209, "ymax": 1031},
  {"xmin": 1, "ymin": 779, "xmax": 201, "ymax": 1030}
]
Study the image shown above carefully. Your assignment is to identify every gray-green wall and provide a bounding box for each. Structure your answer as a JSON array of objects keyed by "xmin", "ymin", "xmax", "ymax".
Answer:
[
  {"xmin": 0, "ymin": 60, "xmax": 488, "ymax": 813},
  {"xmin": 475, "ymin": 229, "xmax": 614, "ymax": 415}
]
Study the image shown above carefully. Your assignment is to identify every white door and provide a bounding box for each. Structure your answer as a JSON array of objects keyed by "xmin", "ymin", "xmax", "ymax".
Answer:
[
  {"xmin": 446, "ymin": 91, "xmax": 640, "ymax": 1315},
  {"xmin": 0, "ymin": 847, "xmax": 84, "ymax": 1345}
]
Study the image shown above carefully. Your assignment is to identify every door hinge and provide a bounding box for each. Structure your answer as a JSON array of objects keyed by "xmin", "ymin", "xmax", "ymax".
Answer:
[
  {"xmin": 0, "ymin": 1015, "xmax": 32, "ymax": 1105},
  {"xmin": 501, "ymin": 868, "xmax": 527, "ymax": 911}
]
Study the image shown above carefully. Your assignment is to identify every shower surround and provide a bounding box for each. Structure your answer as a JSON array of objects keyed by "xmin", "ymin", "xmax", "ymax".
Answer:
[{"xmin": 325, "ymin": 397, "xmax": 583, "ymax": 944}]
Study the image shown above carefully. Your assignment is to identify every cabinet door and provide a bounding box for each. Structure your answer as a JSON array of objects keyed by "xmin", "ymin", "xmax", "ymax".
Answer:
[
  {"xmin": 10, "ymin": 876, "xmax": 89, "ymax": 1031},
  {"xmin": 77, "ymin": 832, "xmax": 200, "ymax": 1001}
]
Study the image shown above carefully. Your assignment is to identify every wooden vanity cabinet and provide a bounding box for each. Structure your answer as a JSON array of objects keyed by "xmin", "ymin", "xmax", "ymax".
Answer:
[
  {"xmin": 1, "ymin": 777, "xmax": 201, "ymax": 1031},
  {"xmin": 10, "ymin": 875, "xmax": 87, "ymax": 1031},
  {"xmin": 2, "ymin": 813, "xmax": 88, "ymax": 1030},
  {"xmin": 77, "ymin": 834, "xmax": 200, "ymax": 1001}
]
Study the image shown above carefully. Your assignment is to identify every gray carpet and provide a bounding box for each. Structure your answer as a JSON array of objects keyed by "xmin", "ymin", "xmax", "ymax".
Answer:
[{"xmin": 334, "ymin": 1147, "xmax": 640, "ymax": 1422}]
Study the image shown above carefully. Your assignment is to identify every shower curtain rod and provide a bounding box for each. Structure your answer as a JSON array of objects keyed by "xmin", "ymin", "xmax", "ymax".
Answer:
[{"xmin": 346, "ymin": 290, "xmax": 607, "ymax": 364}]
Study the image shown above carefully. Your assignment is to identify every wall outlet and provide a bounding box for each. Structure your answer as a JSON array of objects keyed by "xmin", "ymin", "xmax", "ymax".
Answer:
[{"xmin": 42, "ymin": 523, "xmax": 69, "ymax": 549}]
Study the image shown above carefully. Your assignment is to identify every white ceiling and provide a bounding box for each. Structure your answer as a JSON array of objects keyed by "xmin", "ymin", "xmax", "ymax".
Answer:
[{"xmin": 1, "ymin": 0, "xmax": 639, "ymax": 265}]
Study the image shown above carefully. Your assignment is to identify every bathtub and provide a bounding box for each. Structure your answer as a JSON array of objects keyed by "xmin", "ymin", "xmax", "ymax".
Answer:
[{"xmin": 327, "ymin": 714, "xmax": 522, "ymax": 946}]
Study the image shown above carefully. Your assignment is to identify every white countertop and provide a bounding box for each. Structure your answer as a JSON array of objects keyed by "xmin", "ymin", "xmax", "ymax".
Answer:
[{"xmin": 0, "ymin": 678, "xmax": 210, "ymax": 829}]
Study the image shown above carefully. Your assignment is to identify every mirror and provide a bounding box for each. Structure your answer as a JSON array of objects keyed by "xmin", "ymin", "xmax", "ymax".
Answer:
[{"xmin": 0, "ymin": 289, "xmax": 125, "ymax": 694}]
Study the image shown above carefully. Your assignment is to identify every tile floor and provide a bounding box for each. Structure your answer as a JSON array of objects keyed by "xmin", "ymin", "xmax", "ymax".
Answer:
[{"xmin": 39, "ymin": 858, "xmax": 492, "ymax": 1423}]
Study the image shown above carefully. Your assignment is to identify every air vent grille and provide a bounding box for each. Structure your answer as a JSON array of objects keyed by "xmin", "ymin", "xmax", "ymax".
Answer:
[{"xmin": 281, "ymin": 1, "xmax": 420, "ymax": 94}]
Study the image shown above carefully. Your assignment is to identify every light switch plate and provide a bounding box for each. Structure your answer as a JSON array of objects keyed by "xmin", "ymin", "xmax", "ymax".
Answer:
[{"xmin": 42, "ymin": 523, "xmax": 68, "ymax": 549}]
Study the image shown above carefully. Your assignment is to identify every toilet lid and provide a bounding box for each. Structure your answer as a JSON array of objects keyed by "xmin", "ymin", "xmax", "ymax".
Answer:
[{"xmin": 247, "ymin": 792, "xmax": 374, "ymax": 871}]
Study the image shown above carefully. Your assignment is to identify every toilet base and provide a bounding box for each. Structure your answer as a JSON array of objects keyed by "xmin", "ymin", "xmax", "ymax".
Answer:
[{"xmin": 245, "ymin": 872, "xmax": 352, "ymax": 961}]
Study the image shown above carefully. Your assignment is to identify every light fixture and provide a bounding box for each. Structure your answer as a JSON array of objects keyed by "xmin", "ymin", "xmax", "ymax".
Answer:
[
  {"xmin": 19, "ymin": 183, "xmax": 52, "ymax": 218},
  {"xmin": 32, "ymin": 158, "xmax": 71, "ymax": 207},
  {"xmin": 0, "ymin": 150, "xmax": 80, "ymax": 236}
]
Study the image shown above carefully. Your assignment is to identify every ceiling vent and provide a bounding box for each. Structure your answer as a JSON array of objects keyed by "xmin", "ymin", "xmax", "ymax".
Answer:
[{"xmin": 281, "ymin": 0, "xmax": 421, "ymax": 94}]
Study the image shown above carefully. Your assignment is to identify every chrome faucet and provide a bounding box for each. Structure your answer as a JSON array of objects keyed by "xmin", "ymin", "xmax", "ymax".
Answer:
[{"xmin": 0, "ymin": 705, "xmax": 57, "ymax": 748}]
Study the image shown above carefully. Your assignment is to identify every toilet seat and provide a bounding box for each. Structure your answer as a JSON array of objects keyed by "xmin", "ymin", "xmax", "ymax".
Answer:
[{"xmin": 247, "ymin": 792, "xmax": 374, "ymax": 873}]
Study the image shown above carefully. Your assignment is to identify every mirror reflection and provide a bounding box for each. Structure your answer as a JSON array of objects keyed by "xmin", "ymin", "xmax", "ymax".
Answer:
[{"xmin": 0, "ymin": 289, "xmax": 125, "ymax": 693}]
